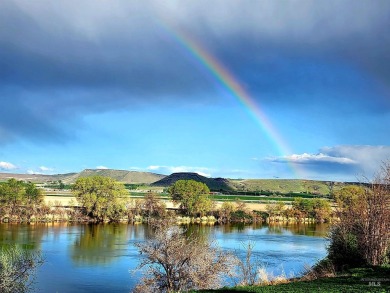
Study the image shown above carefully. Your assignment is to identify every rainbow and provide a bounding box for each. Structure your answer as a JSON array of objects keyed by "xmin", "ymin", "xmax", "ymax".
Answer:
[{"xmin": 157, "ymin": 22, "xmax": 303, "ymax": 178}]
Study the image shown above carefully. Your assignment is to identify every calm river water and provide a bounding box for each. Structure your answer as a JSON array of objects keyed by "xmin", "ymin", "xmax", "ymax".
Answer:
[{"xmin": 0, "ymin": 222, "xmax": 329, "ymax": 292}]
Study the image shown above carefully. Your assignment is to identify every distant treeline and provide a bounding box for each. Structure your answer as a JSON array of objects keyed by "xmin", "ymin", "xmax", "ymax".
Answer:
[
  {"xmin": 221, "ymin": 190, "xmax": 327, "ymax": 198},
  {"xmin": 124, "ymin": 183, "xmax": 147, "ymax": 190}
]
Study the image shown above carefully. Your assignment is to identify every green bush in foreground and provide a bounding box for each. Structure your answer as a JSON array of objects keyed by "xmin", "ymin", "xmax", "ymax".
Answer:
[{"xmin": 0, "ymin": 245, "xmax": 43, "ymax": 293}]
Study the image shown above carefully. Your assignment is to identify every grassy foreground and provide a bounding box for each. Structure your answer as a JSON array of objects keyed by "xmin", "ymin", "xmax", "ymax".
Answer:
[{"xmin": 196, "ymin": 267, "xmax": 390, "ymax": 293}]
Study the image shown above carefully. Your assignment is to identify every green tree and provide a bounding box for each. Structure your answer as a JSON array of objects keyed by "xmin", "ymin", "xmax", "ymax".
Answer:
[
  {"xmin": 24, "ymin": 182, "xmax": 43, "ymax": 206},
  {"xmin": 219, "ymin": 202, "xmax": 235, "ymax": 223},
  {"xmin": 291, "ymin": 197, "xmax": 331, "ymax": 222},
  {"xmin": 72, "ymin": 176, "xmax": 128, "ymax": 222},
  {"xmin": 0, "ymin": 179, "xmax": 25, "ymax": 214},
  {"xmin": 0, "ymin": 180, "xmax": 43, "ymax": 220},
  {"xmin": 168, "ymin": 180, "xmax": 211, "ymax": 216},
  {"xmin": 311, "ymin": 198, "xmax": 332, "ymax": 222},
  {"xmin": 58, "ymin": 180, "xmax": 65, "ymax": 190},
  {"xmin": 0, "ymin": 245, "xmax": 43, "ymax": 293},
  {"xmin": 292, "ymin": 197, "xmax": 313, "ymax": 218},
  {"xmin": 333, "ymin": 185, "xmax": 365, "ymax": 208}
]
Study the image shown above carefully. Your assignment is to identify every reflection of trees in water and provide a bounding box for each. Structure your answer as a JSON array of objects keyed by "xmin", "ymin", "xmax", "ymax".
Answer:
[
  {"xmin": 0, "ymin": 223, "xmax": 46, "ymax": 250},
  {"xmin": 71, "ymin": 223, "xmax": 133, "ymax": 265},
  {"xmin": 185, "ymin": 224, "xmax": 213, "ymax": 244},
  {"xmin": 211, "ymin": 222, "xmax": 329, "ymax": 237},
  {"xmin": 219, "ymin": 223, "xmax": 246, "ymax": 234},
  {"xmin": 287, "ymin": 223, "xmax": 329, "ymax": 237},
  {"xmin": 134, "ymin": 223, "xmax": 153, "ymax": 240},
  {"xmin": 266, "ymin": 223, "xmax": 329, "ymax": 237},
  {"xmin": 266, "ymin": 224, "xmax": 284, "ymax": 235},
  {"xmin": 218, "ymin": 223, "xmax": 264, "ymax": 234}
]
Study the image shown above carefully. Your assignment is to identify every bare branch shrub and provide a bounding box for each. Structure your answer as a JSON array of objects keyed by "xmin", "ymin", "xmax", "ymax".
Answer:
[
  {"xmin": 142, "ymin": 193, "xmax": 166, "ymax": 218},
  {"xmin": 133, "ymin": 222, "xmax": 237, "ymax": 292},
  {"xmin": 218, "ymin": 202, "xmax": 235, "ymax": 223},
  {"xmin": 301, "ymin": 259, "xmax": 336, "ymax": 281},
  {"xmin": 0, "ymin": 245, "xmax": 43, "ymax": 293},
  {"xmin": 235, "ymin": 241, "xmax": 260, "ymax": 286}
]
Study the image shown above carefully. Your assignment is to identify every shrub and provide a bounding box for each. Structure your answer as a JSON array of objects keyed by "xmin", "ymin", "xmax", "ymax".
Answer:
[
  {"xmin": 230, "ymin": 210, "xmax": 253, "ymax": 222},
  {"xmin": 327, "ymin": 226, "xmax": 365, "ymax": 270},
  {"xmin": 327, "ymin": 162, "xmax": 390, "ymax": 269},
  {"xmin": 218, "ymin": 202, "xmax": 235, "ymax": 223},
  {"xmin": 133, "ymin": 222, "xmax": 237, "ymax": 292},
  {"xmin": 0, "ymin": 245, "xmax": 43, "ymax": 293},
  {"xmin": 142, "ymin": 193, "xmax": 166, "ymax": 218}
]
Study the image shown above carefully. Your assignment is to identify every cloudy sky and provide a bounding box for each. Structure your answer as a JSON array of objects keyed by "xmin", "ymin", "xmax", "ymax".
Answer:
[{"xmin": 1, "ymin": 0, "xmax": 390, "ymax": 181}]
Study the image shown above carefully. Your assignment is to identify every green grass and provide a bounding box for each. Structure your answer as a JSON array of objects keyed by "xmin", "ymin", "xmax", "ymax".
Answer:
[
  {"xmin": 211, "ymin": 195, "xmax": 295, "ymax": 202},
  {"xmin": 228, "ymin": 179, "xmax": 352, "ymax": 196},
  {"xmin": 196, "ymin": 267, "xmax": 390, "ymax": 292},
  {"xmin": 131, "ymin": 194, "xmax": 298, "ymax": 202}
]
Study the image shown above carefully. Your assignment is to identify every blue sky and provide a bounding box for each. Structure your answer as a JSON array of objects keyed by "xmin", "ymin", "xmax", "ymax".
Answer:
[{"xmin": 1, "ymin": 0, "xmax": 390, "ymax": 181}]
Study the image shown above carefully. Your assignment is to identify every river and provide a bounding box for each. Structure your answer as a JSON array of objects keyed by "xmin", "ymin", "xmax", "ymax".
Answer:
[{"xmin": 0, "ymin": 222, "xmax": 329, "ymax": 292}]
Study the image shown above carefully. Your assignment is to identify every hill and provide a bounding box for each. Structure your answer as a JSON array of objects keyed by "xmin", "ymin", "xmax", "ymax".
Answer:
[
  {"xmin": 0, "ymin": 169, "xmax": 165, "ymax": 184},
  {"xmin": 229, "ymin": 179, "xmax": 338, "ymax": 195},
  {"xmin": 73, "ymin": 169, "xmax": 165, "ymax": 184},
  {"xmin": 151, "ymin": 172, "xmax": 234, "ymax": 191},
  {"xmin": 0, "ymin": 172, "xmax": 77, "ymax": 184}
]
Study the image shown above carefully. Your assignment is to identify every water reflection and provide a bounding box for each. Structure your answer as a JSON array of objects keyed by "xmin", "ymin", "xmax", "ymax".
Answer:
[
  {"xmin": 0, "ymin": 223, "xmax": 46, "ymax": 249},
  {"xmin": 267, "ymin": 223, "xmax": 330, "ymax": 237},
  {"xmin": 0, "ymin": 222, "xmax": 329, "ymax": 293},
  {"xmin": 192, "ymin": 222, "xmax": 330, "ymax": 237},
  {"xmin": 71, "ymin": 223, "xmax": 137, "ymax": 265}
]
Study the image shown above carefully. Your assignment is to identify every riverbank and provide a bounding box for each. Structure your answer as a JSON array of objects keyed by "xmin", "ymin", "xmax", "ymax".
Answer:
[
  {"xmin": 42, "ymin": 195, "xmax": 277, "ymax": 212},
  {"xmin": 0, "ymin": 194, "xmax": 333, "ymax": 224},
  {"xmin": 196, "ymin": 266, "xmax": 390, "ymax": 292}
]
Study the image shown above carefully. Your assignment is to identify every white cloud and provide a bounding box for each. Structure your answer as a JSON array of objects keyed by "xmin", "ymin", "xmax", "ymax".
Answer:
[
  {"xmin": 267, "ymin": 145, "xmax": 390, "ymax": 180},
  {"xmin": 270, "ymin": 153, "xmax": 356, "ymax": 165},
  {"xmin": 39, "ymin": 166, "xmax": 53, "ymax": 172},
  {"xmin": 147, "ymin": 165, "xmax": 160, "ymax": 171},
  {"xmin": 96, "ymin": 165, "xmax": 108, "ymax": 169},
  {"xmin": 0, "ymin": 161, "xmax": 17, "ymax": 171},
  {"xmin": 147, "ymin": 165, "xmax": 212, "ymax": 177},
  {"xmin": 320, "ymin": 145, "xmax": 390, "ymax": 174}
]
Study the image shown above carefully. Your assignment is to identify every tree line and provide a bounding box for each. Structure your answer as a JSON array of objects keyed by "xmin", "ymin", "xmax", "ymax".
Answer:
[
  {"xmin": 0, "ymin": 176, "xmax": 335, "ymax": 223},
  {"xmin": 0, "ymin": 173, "xmax": 386, "ymax": 228}
]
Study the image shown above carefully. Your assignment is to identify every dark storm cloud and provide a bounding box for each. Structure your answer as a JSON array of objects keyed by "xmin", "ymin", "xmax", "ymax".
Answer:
[{"xmin": 1, "ymin": 0, "xmax": 390, "ymax": 143}]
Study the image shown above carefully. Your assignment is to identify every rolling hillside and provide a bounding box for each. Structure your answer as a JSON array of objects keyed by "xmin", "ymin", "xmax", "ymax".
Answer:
[
  {"xmin": 0, "ymin": 172, "xmax": 77, "ymax": 184},
  {"xmin": 0, "ymin": 169, "xmax": 165, "ymax": 184},
  {"xmin": 0, "ymin": 169, "xmax": 357, "ymax": 195},
  {"xmin": 229, "ymin": 179, "xmax": 339, "ymax": 195},
  {"xmin": 73, "ymin": 169, "xmax": 165, "ymax": 184}
]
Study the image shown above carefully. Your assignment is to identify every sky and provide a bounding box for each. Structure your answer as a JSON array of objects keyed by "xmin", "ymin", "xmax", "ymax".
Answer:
[{"xmin": 1, "ymin": 0, "xmax": 390, "ymax": 182}]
